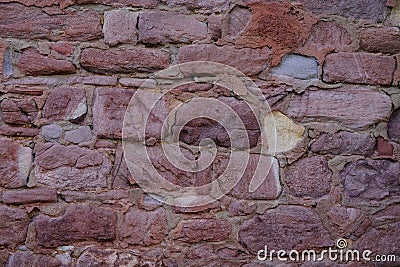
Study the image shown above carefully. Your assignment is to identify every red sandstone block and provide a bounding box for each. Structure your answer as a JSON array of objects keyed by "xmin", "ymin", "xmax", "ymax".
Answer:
[
  {"xmin": 2, "ymin": 188, "xmax": 57, "ymax": 204},
  {"xmin": 178, "ymin": 44, "xmax": 271, "ymax": 76},
  {"xmin": 0, "ymin": 3, "xmax": 102, "ymax": 41},
  {"xmin": 80, "ymin": 48, "xmax": 170, "ymax": 74},
  {"xmin": 138, "ymin": 11, "xmax": 207, "ymax": 44},
  {"xmin": 171, "ymin": 218, "xmax": 232, "ymax": 242},
  {"xmin": 33, "ymin": 204, "xmax": 117, "ymax": 247},
  {"xmin": 288, "ymin": 86, "xmax": 392, "ymax": 129},
  {"xmin": 0, "ymin": 206, "xmax": 29, "ymax": 248},
  {"xmin": 323, "ymin": 52, "xmax": 395, "ymax": 85},
  {"xmin": 103, "ymin": 9, "xmax": 138, "ymax": 46},
  {"xmin": 360, "ymin": 26, "xmax": 400, "ymax": 54},
  {"xmin": 17, "ymin": 47, "xmax": 75, "ymax": 76}
]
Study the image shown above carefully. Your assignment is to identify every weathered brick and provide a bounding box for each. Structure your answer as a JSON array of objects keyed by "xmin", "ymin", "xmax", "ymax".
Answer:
[
  {"xmin": 178, "ymin": 44, "xmax": 271, "ymax": 76},
  {"xmin": 0, "ymin": 3, "xmax": 102, "ymax": 41},
  {"xmin": 34, "ymin": 143, "xmax": 110, "ymax": 189},
  {"xmin": 0, "ymin": 139, "xmax": 31, "ymax": 189},
  {"xmin": 235, "ymin": 2, "xmax": 316, "ymax": 65},
  {"xmin": 138, "ymin": 11, "xmax": 207, "ymax": 44},
  {"xmin": 166, "ymin": 0, "xmax": 229, "ymax": 12},
  {"xmin": 341, "ymin": 159, "xmax": 400, "ymax": 203},
  {"xmin": 229, "ymin": 155, "xmax": 281, "ymax": 200},
  {"xmin": 287, "ymin": 86, "xmax": 392, "ymax": 129},
  {"xmin": 388, "ymin": 108, "xmax": 400, "ymax": 143},
  {"xmin": 298, "ymin": 20, "xmax": 354, "ymax": 63},
  {"xmin": 120, "ymin": 207, "xmax": 167, "ymax": 245},
  {"xmin": 323, "ymin": 52, "xmax": 395, "ymax": 85},
  {"xmin": 42, "ymin": 87, "xmax": 86, "ymax": 122},
  {"xmin": 311, "ymin": 132, "xmax": 375, "ymax": 156},
  {"xmin": 34, "ymin": 204, "xmax": 117, "ymax": 247},
  {"xmin": 284, "ymin": 156, "xmax": 332, "ymax": 198},
  {"xmin": 0, "ymin": 205, "xmax": 29, "ymax": 248},
  {"xmin": 103, "ymin": 9, "xmax": 138, "ymax": 46},
  {"xmin": 0, "ymin": 98, "xmax": 38, "ymax": 125},
  {"xmin": 17, "ymin": 47, "xmax": 75, "ymax": 76},
  {"xmin": 92, "ymin": 88, "xmax": 134, "ymax": 139},
  {"xmin": 2, "ymin": 188, "xmax": 57, "ymax": 205},
  {"xmin": 296, "ymin": 0, "xmax": 388, "ymax": 22},
  {"xmin": 171, "ymin": 218, "xmax": 231, "ymax": 242},
  {"xmin": 360, "ymin": 26, "xmax": 400, "ymax": 54},
  {"xmin": 80, "ymin": 48, "xmax": 170, "ymax": 74},
  {"xmin": 5, "ymin": 251, "xmax": 61, "ymax": 267},
  {"xmin": 239, "ymin": 205, "xmax": 333, "ymax": 254}
]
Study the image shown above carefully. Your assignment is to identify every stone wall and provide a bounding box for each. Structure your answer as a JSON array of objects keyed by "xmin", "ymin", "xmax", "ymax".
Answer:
[{"xmin": 0, "ymin": 0, "xmax": 399, "ymax": 266}]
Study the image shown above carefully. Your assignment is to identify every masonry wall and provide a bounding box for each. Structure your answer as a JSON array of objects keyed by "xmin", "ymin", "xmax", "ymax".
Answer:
[{"xmin": 0, "ymin": 0, "xmax": 399, "ymax": 266}]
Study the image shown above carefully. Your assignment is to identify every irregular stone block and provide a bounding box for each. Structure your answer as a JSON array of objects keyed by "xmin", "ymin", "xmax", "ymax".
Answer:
[
  {"xmin": 138, "ymin": 11, "xmax": 207, "ymax": 44},
  {"xmin": 341, "ymin": 159, "xmax": 400, "ymax": 203},
  {"xmin": 2, "ymin": 188, "xmax": 57, "ymax": 205},
  {"xmin": 323, "ymin": 52, "xmax": 395, "ymax": 85},
  {"xmin": 271, "ymin": 54, "xmax": 318, "ymax": 79},
  {"xmin": 288, "ymin": 86, "xmax": 392, "ymax": 129},
  {"xmin": 239, "ymin": 205, "xmax": 333, "ymax": 254},
  {"xmin": 34, "ymin": 143, "xmax": 110, "ymax": 189},
  {"xmin": 284, "ymin": 156, "xmax": 332, "ymax": 198},
  {"xmin": 0, "ymin": 139, "xmax": 31, "ymax": 189},
  {"xmin": 34, "ymin": 204, "xmax": 117, "ymax": 247},
  {"xmin": 80, "ymin": 48, "xmax": 170, "ymax": 74},
  {"xmin": 103, "ymin": 9, "xmax": 138, "ymax": 46},
  {"xmin": 171, "ymin": 218, "xmax": 231, "ymax": 242},
  {"xmin": 0, "ymin": 205, "xmax": 29, "ymax": 248}
]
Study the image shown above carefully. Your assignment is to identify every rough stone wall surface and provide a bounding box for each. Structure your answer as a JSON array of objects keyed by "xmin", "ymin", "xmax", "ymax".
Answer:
[{"xmin": 0, "ymin": 0, "xmax": 399, "ymax": 266}]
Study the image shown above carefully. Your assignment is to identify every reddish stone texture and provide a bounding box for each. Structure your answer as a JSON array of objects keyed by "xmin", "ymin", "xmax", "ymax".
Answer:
[
  {"xmin": 296, "ymin": 0, "xmax": 388, "ymax": 22},
  {"xmin": 354, "ymin": 222, "xmax": 400, "ymax": 258},
  {"xmin": 5, "ymin": 251, "xmax": 61, "ymax": 267},
  {"xmin": 223, "ymin": 6, "xmax": 252, "ymax": 43},
  {"xmin": 2, "ymin": 188, "xmax": 57, "ymax": 204},
  {"xmin": 207, "ymin": 14, "xmax": 222, "ymax": 41},
  {"xmin": 0, "ymin": 126, "xmax": 39, "ymax": 137},
  {"xmin": 0, "ymin": 139, "xmax": 31, "ymax": 189},
  {"xmin": 326, "ymin": 206, "xmax": 363, "ymax": 236},
  {"xmin": 103, "ymin": 9, "xmax": 138, "ymax": 46},
  {"xmin": 178, "ymin": 44, "xmax": 271, "ymax": 76},
  {"xmin": 138, "ymin": 11, "xmax": 207, "ymax": 44},
  {"xmin": 341, "ymin": 159, "xmax": 400, "ymax": 203},
  {"xmin": 50, "ymin": 42, "xmax": 74, "ymax": 56},
  {"xmin": 92, "ymin": 88, "xmax": 134, "ymax": 139},
  {"xmin": 34, "ymin": 143, "xmax": 110, "ymax": 189},
  {"xmin": 228, "ymin": 200, "xmax": 256, "ymax": 217},
  {"xmin": 0, "ymin": 41, "xmax": 7, "ymax": 79},
  {"xmin": 112, "ymin": 145, "xmax": 136, "ymax": 188},
  {"xmin": 239, "ymin": 205, "xmax": 333, "ymax": 254},
  {"xmin": 235, "ymin": 2, "xmax": 316, "ymax": 65},
  {"xmin": 323, "ymin": 52, "xmax": 395, "ymax": 85},
  {"xmin": 376, "ymin": 137, "xmax": 394, "ymax": 157},
  {"xmin": 166, "ymin": 0, "xmax": 229, "ymax": 12},
  {"xmin": 17, "ymin": 47, "xmax": 75, "ymax": 76},
  {"xmin": 0, "ymin": 205, "xmax": 29, "ymax": 248},
  {"xmin": 0, "ymin": 3, "xmax": 102, "ymax": 41},
  {"xmin": 388, "ymin": 108, "xmax": 400, "ymax": 143},
  {"xmin": 298, "ymin": 20, "xmax": 354, "ymax": 63},
  {"xmin": 75, "ymin": 0, "xmax": 158, "ymax": 8},
  {"xmin": 310, "ymin": 132, "xmax": 375, "ymax": 156},
  {"xmin": 76, "ymin": 248, "xmax": 141, "ymax": 267},
  {"xmin": 171, "ymin": 218, "xmax": 232, "ymax": 242},
  {"xmin": 284, "ymin": 156, "xmax": 332, "ymax": 198},
  {"xmin": 80, "ymin": 48, "xmax": 170, "ymax": 74},
  {"xmin": 120, "ymin": 207, "xmax": 168, "ymax": 245},
  {"xmin": 394, "ymin": 54, "xmax": 400, "ymax": 86},
  {"xmin": 360, "ymin": 26, "xmax": 400, "ymax": 54},
  {"xmin": 34, "ymin": 204, "xmax": 117, "ymax": 247},
  {"xmin": 0, "ymin": 98, "xmax": 38, "ymax": 125},
  {"xmin": 229, "ymin": 155, "xmax": 281, "ymax": 200},
  {"xmin": 288, "ymin": 86, "xmax": 392, "ymax": 129},
  {"xmin": 43, "ymin": 87, "xmax": 85, "ymax": 122}
]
